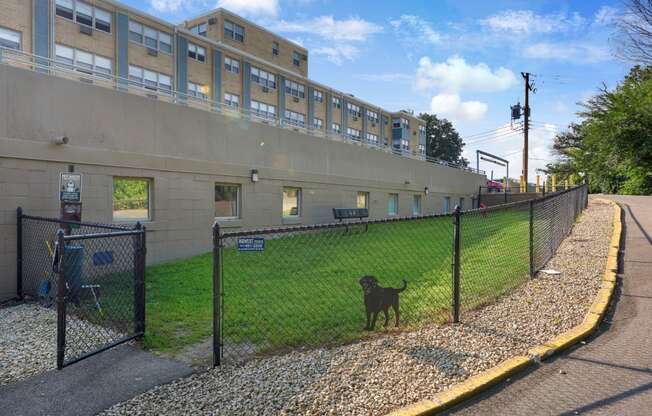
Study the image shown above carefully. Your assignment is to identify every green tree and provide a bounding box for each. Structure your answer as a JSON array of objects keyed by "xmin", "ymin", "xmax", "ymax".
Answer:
[
  {"xmin": 549, "ymin": 66, "xmax": 652, "ymax": 194},
  {"xmin": 418, "ymin": 113, "xmax": 468, "ymax": 166}
]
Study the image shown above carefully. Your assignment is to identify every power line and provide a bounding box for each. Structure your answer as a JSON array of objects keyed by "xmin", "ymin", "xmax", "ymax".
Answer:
[
  {"xmin": 465, "ymin": 129, "xmax": 523, "ymax": 144},
  {"xmin": 460, "ymin": 125, "xmax": 519, "ymax": 140}
]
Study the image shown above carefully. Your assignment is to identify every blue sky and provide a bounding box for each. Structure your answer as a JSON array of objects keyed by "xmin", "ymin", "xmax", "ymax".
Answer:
[{"xmin": 125, "ymin": 0, "xmax": 629, "ymax": 179}]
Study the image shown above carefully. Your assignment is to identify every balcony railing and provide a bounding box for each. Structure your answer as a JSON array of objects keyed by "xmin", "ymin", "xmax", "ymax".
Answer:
[{"xmin": 0, "ymin": 46, "xmax": 484, "ymax": 175}]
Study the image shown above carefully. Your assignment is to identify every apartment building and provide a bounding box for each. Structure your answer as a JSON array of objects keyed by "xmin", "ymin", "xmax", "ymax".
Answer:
[{"xmin": 0, "ymin": 0, "xmax": 427, "ymax": 157}]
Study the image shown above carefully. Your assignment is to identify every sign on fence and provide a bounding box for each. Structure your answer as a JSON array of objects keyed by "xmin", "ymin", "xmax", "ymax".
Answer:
[{"xmin": 237, "ymin": 237, "xmax": 265, "ymax": 252}]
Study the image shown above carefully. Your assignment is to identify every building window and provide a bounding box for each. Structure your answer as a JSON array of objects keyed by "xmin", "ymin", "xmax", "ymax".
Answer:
[
  {"xmin": 346, "ymin": 127, "xmax": 361, "ymax": 140},
  {"xmin": 224, "ymin": 20, "xmax": 244, "ymax": 42},
  {"xmin": 113, "ymin": 177, "xmax": 151, "ymax": 222},
  {"xmin": 251, "ymin": 100, "xmax": 276, "ymax": 120},
  {"xmin": 443, "ymin": 197, "xmax": 451, "ymax": 214},
  {"xmin": 418, "ymin": 144, "xmax": 426, "ymax": 154},
  {"xmin": 55, "ymin": 44, "xmax": 112, "ymax": 77},
  {"xmin": 413, "ymin": 195, "xmax": 422, "ymax": 216},
  {"xmin": 388, "ymin": 194, "xmax": 398, "ymax": 216},
  {"xmin": 347, "ymin": 103, "xmax": 361, "ymax": 118},
  {"xmin": 128, "ymin": 65, "xmax": 172, "ymax": 94},
  {"xmin": 188, "ymin": 81, "xmax": 208, "ymax": 100},
  {"xmin": 284, "ymin": 79, "xmax": 305, "ymax": 99},
  {"xmin": 128, "ymin": 20, "xmax": 171, "ymax": 54},
  {"xmin": 272, "ymin": 41, "xmax": 279, "ymax": 56},
  {"xmin": 293, "ymin": 51, "xmax": 301, "ymax": 66},
  {"xmin": 283, "ymin": 187, "xmax": 301, "ymax": 217},
  {"xmin": 284, "ymin": 110, "xmax": 305, "ymax": 128},
  {"xmin": 357, "ymin": 192, "xmax": 369, "ymax": 209},
  {"xmin": 367, "ymin": 110, "xmax": 379, "ymax": 124},
  {"xmin": 224, "ymin": 56, "xmax": 240, "ymax": 74},
  {"xmin": 332, "ymin": 123, "xmax": 341, "ymax": 134},
  {"xmin": 0, "ymin": 26, "xmax": 21, "ymax": 50},
  {"xmin": 188, "ymin": 43, "xmax": 206, "ymax": 62},
  {"xmin": 393, "ymin": 117, "xmax": 409, "ymax": 129},
  {"xmin": 313, "ymin": 118, "xmax": 323, "ymax": 130},
  {"xmin": 314, "ymin": 89, "xmax": 323, "ymax": 103},
  {"xmin": 332, "ymin": 97, "xmax": 341, "ymax": 109},
  {"xmin": 224, "ymin": 92, "xmax": 239, "ymax": 108},
  {"xmin": 366, "ymin": 133, "xmax": 379, "ymax": 145},
  {"xmin": 215, "ymin": 184, "xmax": 240, "ymax": 218},
  {"xmin": 189, "ymin": 22, "xmax": 207, "ymax": 37},
  {"xmin": 56, "ymin": 0, "xmax": 112, "ymax": 33},
  {"xmin": 250, "ymin": 66, "xmax": 276, "ymax": 89}
]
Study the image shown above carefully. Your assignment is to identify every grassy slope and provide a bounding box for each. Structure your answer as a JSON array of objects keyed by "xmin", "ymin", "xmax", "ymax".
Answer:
[{"xmin": 143, "ymin": 210, "xmax": 530, "ymax": 355}]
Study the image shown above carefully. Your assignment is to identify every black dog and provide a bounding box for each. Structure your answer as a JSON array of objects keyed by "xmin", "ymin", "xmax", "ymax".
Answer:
[{"xmin": 359, "ymin": 275, "xmax": 407, "ymax": 330}]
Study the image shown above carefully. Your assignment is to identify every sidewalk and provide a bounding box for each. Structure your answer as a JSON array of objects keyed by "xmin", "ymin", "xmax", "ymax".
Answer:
[
  {"xmin": 449, "ymin": 195, "xmax": 652, "ymax": 415},
  {"xmin": 0, "ymin": 344, "xmax": 193, "ymax": 416}
]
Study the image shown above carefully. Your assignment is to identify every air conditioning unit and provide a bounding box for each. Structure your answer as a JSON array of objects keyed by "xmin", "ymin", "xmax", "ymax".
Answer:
[
  {"xmin": 79, "ymin": 25, "xmax": 93, "ymax": 35},
  {"xmin": 208, "ymin": 17, "xmax": 217, "ymax": 25},
  {"xmin": 292, "ymin": 97, "xmax": 299, "ymax": 103},
  {"xmin": 352, "ymin": 116, "xmax": 358, "ymax": 121},
  {"xmin": 262, "ymin": 86, "xmax": 269, "ymax": 93},
  {"xmin": 147, "ymin": 48, "xmax": 158, "ymax": 57},
  {"xmin": 372, "ymin": 123, "xmax": 376, "ymax": 127}
]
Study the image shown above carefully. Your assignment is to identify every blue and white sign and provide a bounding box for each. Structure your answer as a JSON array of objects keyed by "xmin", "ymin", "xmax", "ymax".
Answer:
[{"xmin": 237, "ymin": 237, "xmax": 265, "ymax": 252}]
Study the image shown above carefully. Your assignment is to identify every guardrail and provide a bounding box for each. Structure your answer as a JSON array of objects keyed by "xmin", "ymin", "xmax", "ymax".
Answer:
[{"xmin": 0, "ymin": 46, "xmax": 484, "ymax": 175}]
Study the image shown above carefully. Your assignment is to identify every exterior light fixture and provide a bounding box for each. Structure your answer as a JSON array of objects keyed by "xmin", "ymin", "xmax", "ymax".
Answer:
[
  {"xmin": 424, "ymin": 186, "xmax": 430, "ymax": 195},
  {"xmin": 53, "ymin": 136, "xmax": 69, "ymax": 145},
  {"xmin": 251, "ymin": 169, "xmax": 259, "ymax": 183}
]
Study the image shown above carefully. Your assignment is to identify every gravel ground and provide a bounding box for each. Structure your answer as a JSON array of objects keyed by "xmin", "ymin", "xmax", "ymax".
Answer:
[
  {"xmin": 101, "ymin": 199, "xmax": 614, "ymax": 416},
  {"xmin": 0, "ymin": 303, "xmax": 126, "ymax": 386}
]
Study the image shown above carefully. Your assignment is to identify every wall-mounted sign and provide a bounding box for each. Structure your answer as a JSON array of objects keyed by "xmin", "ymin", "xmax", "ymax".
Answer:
[
  {"xmin": 237, "ymin": 237, "xmax": 265, "ymax": 252},
  {"xmin": 59, "ymin": 173, "xmax": 82, "ymax": 202}
]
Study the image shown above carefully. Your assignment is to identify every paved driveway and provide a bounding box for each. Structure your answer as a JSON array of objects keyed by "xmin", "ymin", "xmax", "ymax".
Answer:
[{"xmin": 449, "ymin": 195, "xmax": 652, "ymax": 415}]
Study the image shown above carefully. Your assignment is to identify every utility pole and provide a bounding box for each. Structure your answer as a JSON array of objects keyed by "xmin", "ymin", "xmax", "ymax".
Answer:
[{"xmin": 521, "ymin": 72, "xmax": 535, "ymax": 188}]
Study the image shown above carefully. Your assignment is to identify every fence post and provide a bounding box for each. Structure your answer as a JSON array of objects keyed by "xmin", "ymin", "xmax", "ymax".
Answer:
[
  {"xmin": 16, "ymin": 207, "xmax": 23, "ymax": 300},
  {"xmin": 452, "ymin": 206, "xmax": 461, "ymax": 323},
  {"xmin": 56, "ymin": 229, "xmax": 66, "ymax": 370},
  {"xmin": 133, "ymin": 222, "xmax": 146, "ymax": 336},
  {"xmin": 529, "ymin": 200, "xmax": 535, "ymax": 277},
  {"xmin": 212, "ymin": 221, "xmax": 222, "ymax": 367}
]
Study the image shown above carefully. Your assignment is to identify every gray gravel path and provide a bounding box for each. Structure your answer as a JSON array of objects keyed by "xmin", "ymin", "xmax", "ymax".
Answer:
[{"xmin": 100, "ymin": 199, "xmax": 614, "ymax": 416}]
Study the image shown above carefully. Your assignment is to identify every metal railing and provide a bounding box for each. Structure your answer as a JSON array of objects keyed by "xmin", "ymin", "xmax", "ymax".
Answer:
[{"xmin": 0, "ymin": 46, "xmax": 483, "ymax": 175}]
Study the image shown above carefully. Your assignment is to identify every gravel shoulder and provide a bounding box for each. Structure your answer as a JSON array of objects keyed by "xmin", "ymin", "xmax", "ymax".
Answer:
[{"xmin": 100, "ymin": 199, "xmax": 614, "ymax": 416}]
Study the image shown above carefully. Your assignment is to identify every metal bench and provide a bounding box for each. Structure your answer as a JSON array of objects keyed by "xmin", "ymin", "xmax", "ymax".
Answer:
[{"xmin": 333, "ymin": 208, "xmax": 369, "ymax": 232}]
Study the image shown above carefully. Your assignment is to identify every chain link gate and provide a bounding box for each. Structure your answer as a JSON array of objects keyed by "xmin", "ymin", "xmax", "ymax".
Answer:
[{"xmin": 16, "ymin": 208, "xmax": 146, "ymax": 369}]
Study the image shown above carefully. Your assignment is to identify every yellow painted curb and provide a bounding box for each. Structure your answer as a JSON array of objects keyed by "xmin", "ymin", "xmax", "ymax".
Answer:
[{"xmin": 386, "ymin": 200, "xmax": 622, "ymax": 416}]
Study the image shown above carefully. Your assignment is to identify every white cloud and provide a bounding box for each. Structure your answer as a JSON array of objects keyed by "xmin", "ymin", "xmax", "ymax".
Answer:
[
  {"xmin": 272, "ymin": 16, "xmax": 382, "ymax": 41},
  {"xmin": 480, "ymin": 10, "xmax": 584, "ymax": 34},
  {"xmin": 524, "ymin": 42, "xmax": 612, "ymax": 63},
  {"xmin": 312, "ymin": 45, "xmax": 359, "ymax": 65},
  {"xmin": 594, "ymin": 6, "xmax": 619, "ymax": 26},
  {"xmin": 389, "ymin": 15, "xmax": 444, "ymax": 45},
  {"xmin": 149, "ymin": 0, "xmax": 186, "ymax": 12},
  {"xmin": 216, "ymin": 0, "xmax": 279, "ymax": 18},
  {"xmin": 430, "ymin": 93, "xmax": 488, "ymax": 122},
  {"xmin": 356, "ymin": 73, "xmax": 413, "ymax": 82},
  {"xmin": 416, "ymin": 56, "xmax": 516, "ymax": 93}
]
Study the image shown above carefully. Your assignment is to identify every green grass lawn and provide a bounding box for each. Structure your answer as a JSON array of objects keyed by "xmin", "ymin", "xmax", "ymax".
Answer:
[{"xmin": 142, "ymin": 209, "xmax": 530, "ymax": 356}]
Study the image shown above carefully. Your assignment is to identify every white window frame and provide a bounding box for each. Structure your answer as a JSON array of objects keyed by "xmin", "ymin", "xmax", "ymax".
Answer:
[
  {"xmin": 367, "ymin": 110, "xmax": 379, "ymax": 124},
  {"xmin": 283, "ymin": 187, "xmax": 301, "ymax": 218},
  {"xmin": 272, "ymin": 41, "xmax": 279, "ymax": 56},
  {"xmin": 366, "ymin": 132, "xmax": 379, "ymax": 145},
  {"xmin": 347, "ymin": 102, "xmax": 361, "ymax": 118},
  {"xmin": 313, "ymin": 89, "xmax": 323, "ymax": 103},
  {"xmin": 413, "ymin": 195, "xmax": 422, "ymax": 216},
  {"xmin": 346, "ymin": 127, "xmax": 361, "ymax": 140},
  {"xmin": 332, "ymin": 123, "xmax": 341, "ymax": 134},
  {"xmin": 251, "ymin": 100, "xmax": 276, "ymax": 120},
  {"xmin": 313, "ymin": 117, "xmax": 323, "ymax": 130},
  {"xmin": 188, "ymin": 81, "xmax": 208, "ymax": 100},
  {"xmin": 332, "ymin": 97, "xmax": 341, "ymax": 109},
  {"xmin": 388, "ymin": 193, "xmax": 399, "ymax": 216},
  {"xmin": 189, "ymin": 22, "xmax": 207, "ymax": 37},
  {"xmin": 224, "ymin": 20, "xmax": 244, "ymax": 42},
  {"xmin": 284, "ymin": 110, "xmax": 305, "ymax": 128},
  {"xmin": 224, "ymin": 56, "xmax": 240, "ymax": 74},
  {"xmin": 128, "ymin": 64, "xmax": 172, "ymax": 94},
  {"xmin": 251, "ymin": 66, "xmax": 276, "ymax": 89},
  {"xmin": 128, "ymin": 19, "xmax": 172, "ymax": 54},
  {"xmin": 55, "ymin": 43, "xmax": 112, "ymax": 77},
  {"xmin": 292, "ymin": 51, "xmax": 301, "ymax": 66},
  {"xmin": 224, "ymin": 92, "xmax": 240, "ymax": 108},
  {"xmin": 215, "ymin": 183, "xmax": 241, "ymax": 219},
  {"xmin": 284, "ymin": 79, "xmax": 305, "ymax": 99},
  {"xmin": 0, "ymin": 26, "xmax": 22, "ymax": 50},
  {"xmin": 188, "ymin": 43, "xmax": 206, "ymax": 63},
  {"xmin": 55, "ymin": 0, "xmax": 112, "ymax": 34}
]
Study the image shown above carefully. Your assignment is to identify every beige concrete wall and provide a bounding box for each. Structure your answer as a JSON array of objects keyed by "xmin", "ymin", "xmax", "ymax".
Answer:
[
  {"xmin": 221, "ymin": 53, "xmax": 242, "ymax": 102},
  {"xmin": 0, "ymin": 64, "xmax": 485, "ymax": 301},
  {"xmin": 0, "ymin": 0, "xmax": 32, "ymax": 54}
]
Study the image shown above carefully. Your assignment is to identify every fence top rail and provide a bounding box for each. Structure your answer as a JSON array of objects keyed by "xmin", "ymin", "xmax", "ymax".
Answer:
[
  {"xmin": 19, "ymin": 211, "xmax": 133, "ymax": 231},
  {"xmin": 63, "ymin": 229, "xmax": 144, "ymax": 241},
  {"xmin": 218, "ymin": 211, "xmax": 454, "ymax": 238}
]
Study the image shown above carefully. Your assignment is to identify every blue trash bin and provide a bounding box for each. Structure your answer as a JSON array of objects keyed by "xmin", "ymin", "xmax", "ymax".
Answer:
[{"xmin": 64, "ymin": 245, "xmax": 84, "ymax": 305}]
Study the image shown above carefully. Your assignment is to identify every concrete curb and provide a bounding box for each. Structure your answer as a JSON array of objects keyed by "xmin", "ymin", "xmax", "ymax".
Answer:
[{"xmin": 386, "ymin": 200, "xmax": 622, "ymax": 416}]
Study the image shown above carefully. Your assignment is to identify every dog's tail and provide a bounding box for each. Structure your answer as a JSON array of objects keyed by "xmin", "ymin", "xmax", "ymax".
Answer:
[{"xmin": 396, "ymin": 279, "xmax": 407, "ymax": 293}]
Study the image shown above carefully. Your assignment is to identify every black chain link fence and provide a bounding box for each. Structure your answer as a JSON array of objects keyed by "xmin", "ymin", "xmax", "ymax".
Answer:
[
  {"xmin": 213, "ymin": 185, "xmax": 589, "ymax": 365},
  {"xmin": 16, "ymin": 209, "xmax": 146, "ymax": 368}
]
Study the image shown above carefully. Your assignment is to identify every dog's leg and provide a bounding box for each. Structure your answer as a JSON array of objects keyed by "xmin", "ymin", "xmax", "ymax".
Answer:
[
  {"xmin": 370, "ymin": 311, "xmax": 379, "ymax": 330},
  {"xmin": 365, "ymin": 310, "xmax": 372, "ymax": 330},
  {"xmin": 393, "ymin": 300, "xmax": 400, "ymax": 327},
  {"xmin": 383, "ymin": 308, "xmax": 390, "ymax": 327}
]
